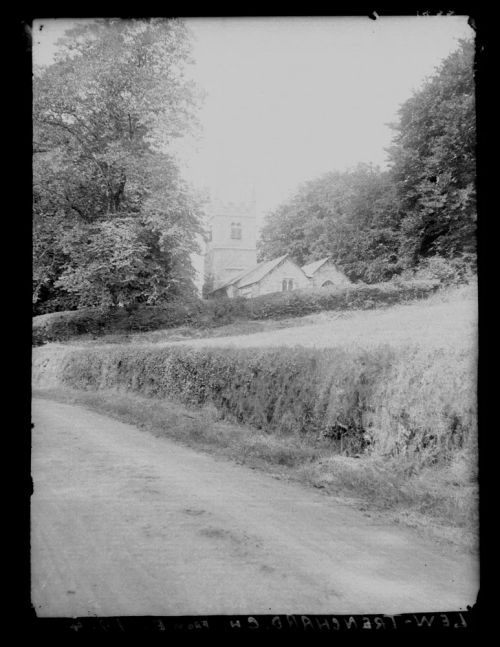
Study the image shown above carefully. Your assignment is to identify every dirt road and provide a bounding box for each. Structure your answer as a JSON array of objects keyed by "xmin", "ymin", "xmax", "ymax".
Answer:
[{"xmin": 31, "ymin": 399, "xmax": 478, "ymax": 617}]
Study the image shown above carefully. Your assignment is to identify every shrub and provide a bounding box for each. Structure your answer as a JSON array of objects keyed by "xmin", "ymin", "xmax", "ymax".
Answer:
[
  {"xmin": 33, "ymin": 279, "xmax": 439, "ymax": 345},
  {"xmin": 32, "ymin": 279, "xmax": 440, "ymax": 344},
  {"xmin": 400, "ymin": 254, "xmax": 477, "ymax": 287},
  {"xmin": 32, "ymin": 340, "xmax": 476, "ymax": 467}
]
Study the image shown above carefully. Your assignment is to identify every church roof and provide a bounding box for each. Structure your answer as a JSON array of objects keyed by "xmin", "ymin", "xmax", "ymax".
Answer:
[
  {"xmin": 301, "ymin": 257, "xmax": 330, "ymax": 278},
  {"xmin": 236, "ymin": 254, "xmax": 290, "ymax": 288},
  {"xmin": 212, "ymin": 265, "xmax": 255, "ymax": 292},
  {"xmin": 212, "ymin": 254, "xmax": 291, "ymax": 292}
]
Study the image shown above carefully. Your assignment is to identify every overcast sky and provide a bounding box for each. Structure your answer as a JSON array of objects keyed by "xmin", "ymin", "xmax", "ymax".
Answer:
[{"xmin": 181, "ymin": 16, "xmax": 473, "ymax": 217}]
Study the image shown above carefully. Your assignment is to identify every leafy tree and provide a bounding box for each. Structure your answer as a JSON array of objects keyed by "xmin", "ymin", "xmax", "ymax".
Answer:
[
  {"xmin": 258, "ymin": 164, "xmax": 401, "ymax": 282},
  {"xmin": 258, "ymin": 39, "xmax": 476, "ymax": 283},
  {"xmin": 387, "ymin": 38, "xmax": 476, "ymax": 268},
  {"xmin": 33, "ymin": 18, "xmax": 204, "ymax": 312}
]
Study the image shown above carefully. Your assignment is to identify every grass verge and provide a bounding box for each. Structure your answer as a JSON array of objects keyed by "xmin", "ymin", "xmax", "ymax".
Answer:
[
  {"xmin": 32, "ymin": 278, "xmax": 440, "ymax": 345},
  {"xmin": 33, "ymin": 387, "xmax": 479, "ymax": 554},
  {"xmin": 45, "ymin": 282, "xmax": 476, "ymax": 351}
]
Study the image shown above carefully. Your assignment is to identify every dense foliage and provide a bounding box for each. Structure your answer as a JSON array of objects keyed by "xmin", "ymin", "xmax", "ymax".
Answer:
[
  {"xmin": 387, "ymin": 38, "xmax": 476, "ymax": 266},
  {"xmin": 33, "ymin": 340, "xmax": 476, "ymax": 465},
  {"xmin": 258, "ymin": 39, "xmax": 476, "ymax": 282},
  {"xmin": 32, "ymin": 279, "xmax": 438, "ymax": 344},
  {"xmin": 259, "ymin": 164, "xmax": 401, "ymax": 282},
  {"xmin": 33, "ymin": 19, "xmax": 204, "ymax": 314}
]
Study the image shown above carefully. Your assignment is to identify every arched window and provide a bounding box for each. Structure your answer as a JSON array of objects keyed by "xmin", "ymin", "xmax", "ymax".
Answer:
[
  {"xmin": 322, "ymin": 280, "xmax": 334, "ymax": 288},
  {"xmin": 230, "ymin": 222, "xmax": 242, "ymax": 239},
  {"xmin": 282, "ymin": 279, "xmax": 294, "ymax": 292},
  {"xmin": 287, "ymin": 279, "xmax": 294, "ymax": 291}
]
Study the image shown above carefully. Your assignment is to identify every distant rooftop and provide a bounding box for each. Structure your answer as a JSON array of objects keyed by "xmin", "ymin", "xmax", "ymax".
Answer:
[
  {"xmin": 236, "ymin": 254, "xmax": 290, "ymax": 288},
  {"xmin": 212, "ymin": 254, "xmax": 290, "ymax": 292},
  {"xmin": 301, "ymin": 257, "xmax": 330, "ymax": 278}
]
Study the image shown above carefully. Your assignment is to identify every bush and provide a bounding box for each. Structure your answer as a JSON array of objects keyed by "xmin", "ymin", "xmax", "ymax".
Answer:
[
  {"xmin": 400, "ymin": 254, "xmax": 477, "ymax": 287},
  {"xmin": 32, "ymin": 279, "xmax": 440, "ymax": 344},
  {"xmin": 32, "ymin": 341, "xmax": 476, "ymax": 466},
  {"xmin": 246, "ymin": 279, "xmax": 438, "ymax": 320}
]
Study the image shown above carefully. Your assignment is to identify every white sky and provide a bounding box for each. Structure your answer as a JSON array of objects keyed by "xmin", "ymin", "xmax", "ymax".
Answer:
[
  {"xmin": 33, "ymin": 16, "xmax": 474, "ymax": 287},
  {"xmin": 178, "ymin": 16, "xmax": 473, "ymax": 222}
]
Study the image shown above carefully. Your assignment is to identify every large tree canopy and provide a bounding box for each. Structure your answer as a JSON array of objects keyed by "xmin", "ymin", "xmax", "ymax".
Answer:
[
  {"xmin": 387, "ymin": 37, "xmax": 476, "ymax": 266},
  {"xmin": 258, "ymin": 38, "xmax": 476, "ymax": 283},
  {"xmin": 33, "ymin": 18, "xmax": 204, "ymax": 312},
  {"xmin": 258, "ymin": 164, "xmax": 401, "ymax": 282}
]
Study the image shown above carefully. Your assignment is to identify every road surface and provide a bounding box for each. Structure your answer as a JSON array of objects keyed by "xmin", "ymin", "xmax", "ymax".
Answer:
[{"xmin": 31, "ymin": 398, "xmax": 478, "ymax": 617}]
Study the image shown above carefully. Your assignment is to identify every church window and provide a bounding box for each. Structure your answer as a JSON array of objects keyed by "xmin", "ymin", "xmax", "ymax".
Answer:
[
  {"xmin": 230, "ymin": 222, "xmax": 242, "ymax": 239},
  {"xmin": 282, "ymin": 278, "xmax": 294, "ymax": 292}
]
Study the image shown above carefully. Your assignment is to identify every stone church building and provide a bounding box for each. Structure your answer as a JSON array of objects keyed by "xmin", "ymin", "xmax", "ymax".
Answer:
[{"xmin": 204, "ymin": 198, "xmax": 350, "ymax": 299}]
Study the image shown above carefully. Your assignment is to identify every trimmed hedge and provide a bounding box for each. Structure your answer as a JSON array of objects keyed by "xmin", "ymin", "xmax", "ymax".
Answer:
[
  {"xmin": 32, "ymin": 279, "xmax": 439, "ymax": 345},
  {"xmin": 33, "ymin": 340, "xmax": 476, "ymax": 464}
]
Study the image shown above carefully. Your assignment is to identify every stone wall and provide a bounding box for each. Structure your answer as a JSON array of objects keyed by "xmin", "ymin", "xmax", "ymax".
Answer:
[
  {"xmin": 310, "ymin": 263, "xmax": 351, "ymax": 288},
  {"xmin": 244, "ymin": 258, "xmax": 310, "ymax": 297}
]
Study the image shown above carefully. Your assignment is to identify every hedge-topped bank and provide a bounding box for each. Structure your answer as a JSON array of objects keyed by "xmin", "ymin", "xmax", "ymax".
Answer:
[
  {"xmin": 32, "ymin": 279, "xmax": 439, "ymax": 344},
  {"xmin": 32, "ymin": 341, "xmax": 476, "ymax": 465}
]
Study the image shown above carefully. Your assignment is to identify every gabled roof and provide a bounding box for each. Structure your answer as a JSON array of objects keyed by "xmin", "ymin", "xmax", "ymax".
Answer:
[
  {"xmin": 236, "ymin": 254, "xmax": 290, "ymax": 288},
  {"xmin": 301, "ymin": 257, "xmax": 330, "ymax": 278},
  {"xmin": 211, "ymin": 254, "xmax": 292, "ymax": 293},
  {"xmin": 212, "ymin": 265, "xmax": 255, "ymax": 292}
]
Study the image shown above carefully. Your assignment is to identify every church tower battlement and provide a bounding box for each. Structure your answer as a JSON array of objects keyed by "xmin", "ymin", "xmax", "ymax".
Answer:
[{"xmin": 203, "ymin": 197, "xmax": 257, "ymax": 292}]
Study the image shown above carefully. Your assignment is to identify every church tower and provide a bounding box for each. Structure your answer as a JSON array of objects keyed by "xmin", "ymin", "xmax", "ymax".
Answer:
[{"xmin": 203, "ymin": 197, "xmax": 257, "ymax": 293}]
